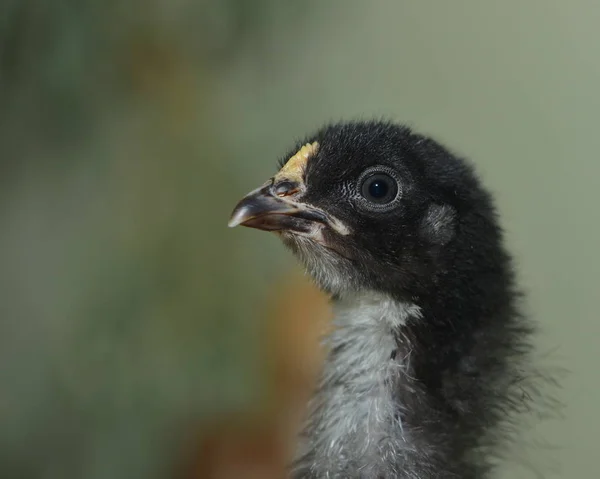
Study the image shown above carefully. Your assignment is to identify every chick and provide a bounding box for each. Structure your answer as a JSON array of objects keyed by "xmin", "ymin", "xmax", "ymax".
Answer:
[{"xmin": 229, "ymin": 121, "xmax": 536, "ymax": 478}]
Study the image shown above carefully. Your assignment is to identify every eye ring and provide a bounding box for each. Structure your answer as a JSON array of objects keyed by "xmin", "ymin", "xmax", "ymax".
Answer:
[{"xmin": 356, "ymin": 166, "xmax": 402, "ymax": 210}]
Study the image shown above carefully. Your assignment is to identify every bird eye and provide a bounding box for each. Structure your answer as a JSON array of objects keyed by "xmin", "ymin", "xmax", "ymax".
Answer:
[{"xmin": 359, "ymin": 171, "xmax": 399, "ymax": 206}]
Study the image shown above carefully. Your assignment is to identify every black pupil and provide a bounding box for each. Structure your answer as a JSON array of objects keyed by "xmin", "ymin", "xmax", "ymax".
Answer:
[
  {"xmin": 368, "ymin": 180, "xmax": 388, "ymax": 198},
  {"xmin": 361, "ymin": 173, "xmax": 397, "ymax": 204}
]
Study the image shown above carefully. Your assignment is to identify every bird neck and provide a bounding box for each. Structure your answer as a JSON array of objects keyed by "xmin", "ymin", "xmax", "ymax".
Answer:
[{"xmin": 293, "ymin": 291, "xmax": 423, "ymax": 478}]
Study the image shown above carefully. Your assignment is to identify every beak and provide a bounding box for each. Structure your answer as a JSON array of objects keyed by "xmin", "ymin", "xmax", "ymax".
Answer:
[
  {"xmin": 228, "ymin": 141, "xmax": 349, "ymax": 236},
  {"xmin": 228, "ymin": 183, "xmax": 330, "ymax": 234}
]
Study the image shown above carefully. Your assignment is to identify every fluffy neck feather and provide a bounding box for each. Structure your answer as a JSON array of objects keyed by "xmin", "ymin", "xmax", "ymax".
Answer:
[{"xmin": 292, "ymin": 291, "xmax": 424, "ymax": 478}]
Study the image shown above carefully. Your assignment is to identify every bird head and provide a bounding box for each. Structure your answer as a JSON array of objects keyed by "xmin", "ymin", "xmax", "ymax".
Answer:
[{"xmin": 229, "ymin": 121, "xmax": 490, "ymax": 299}]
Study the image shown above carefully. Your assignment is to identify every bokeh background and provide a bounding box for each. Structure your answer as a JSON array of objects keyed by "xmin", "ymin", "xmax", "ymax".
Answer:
[{"xmin": 1, "ymin": 1, "xmax": 597, "ymax": 478}]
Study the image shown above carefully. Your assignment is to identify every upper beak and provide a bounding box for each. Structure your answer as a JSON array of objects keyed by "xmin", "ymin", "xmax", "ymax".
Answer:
[{"xmin": 228, "ymin": 183, "xmax": 329, "ymax": 234}]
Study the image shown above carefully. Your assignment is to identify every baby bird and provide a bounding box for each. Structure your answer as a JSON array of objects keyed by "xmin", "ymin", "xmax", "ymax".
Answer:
[{"xmin": 229, "ymin": 121, "xmax": 536, "ymax": 478}]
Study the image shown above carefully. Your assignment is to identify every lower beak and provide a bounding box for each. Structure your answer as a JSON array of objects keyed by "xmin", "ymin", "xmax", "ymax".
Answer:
[{"xmin": 228, "ymin": 185, "xmax": 329, "ymax": 234}]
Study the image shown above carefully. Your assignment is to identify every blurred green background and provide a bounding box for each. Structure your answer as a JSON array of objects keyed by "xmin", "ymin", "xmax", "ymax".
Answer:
[{"xmin": 1, "ymin": 1, "xmax": 597, "ymax": 477}]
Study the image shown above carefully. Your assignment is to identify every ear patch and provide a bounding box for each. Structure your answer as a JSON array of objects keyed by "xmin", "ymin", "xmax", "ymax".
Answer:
[
  {"xmin": 275, "ymin": 142, "xmax": 319, "ymax": 185},
  {"xmin": 420, "ymin": 204, "xmax": 456, "ymax": 245}
]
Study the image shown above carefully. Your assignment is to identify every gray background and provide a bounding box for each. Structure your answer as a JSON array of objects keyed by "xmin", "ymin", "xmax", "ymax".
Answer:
[{"xmin": 0, "ymin": 1, "xmax": 596, "ymax": 477}]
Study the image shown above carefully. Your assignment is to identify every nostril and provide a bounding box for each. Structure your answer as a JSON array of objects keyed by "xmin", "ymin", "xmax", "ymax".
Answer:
[{"xmin": 274, "ymin": 180, "xmax": 301, "ymax": 197}]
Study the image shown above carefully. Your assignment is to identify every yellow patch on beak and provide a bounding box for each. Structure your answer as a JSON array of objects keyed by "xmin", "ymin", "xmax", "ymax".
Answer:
[{"xmin": 274, "ymin": 142, "xmax": 319, "ymax": 185}]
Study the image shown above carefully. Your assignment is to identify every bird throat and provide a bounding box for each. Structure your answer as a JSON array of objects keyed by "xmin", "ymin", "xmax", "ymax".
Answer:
[{"xmin": 292, "ymin": 291, "xmax": 422, "ymax": 478}]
